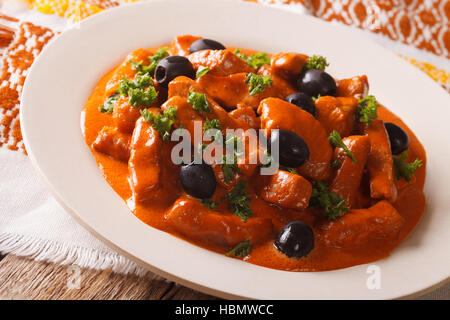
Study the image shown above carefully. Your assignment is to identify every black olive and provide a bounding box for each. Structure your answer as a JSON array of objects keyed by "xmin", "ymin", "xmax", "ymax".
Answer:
[
  {"xmin": 180, "ymin": 162, "xmax": 216, "ymax": 199},
  {"xmin": 297, "ymin": 69, "xmax": 336, "ymax": 97},
  {"xmin": 285, "ymin": 92, "xmax": 317, "ymax": 117},
  {"xmin": 384, "ymin": 122, "xmax": 410, "ymax": 155},
  {"xmin": 189, "ymin": 38, "xmax": 226, "ymax": 53},
  {"xmin": 155, "ymin": 56, "xmax": 195, "ymax": 87},
  {"xmin": 269, "ymin": 129, "xmax": 309, "ymax": 168},
  {"xmin": 274, "ymin": 221, "xmax": 314, "ymax": 258}
]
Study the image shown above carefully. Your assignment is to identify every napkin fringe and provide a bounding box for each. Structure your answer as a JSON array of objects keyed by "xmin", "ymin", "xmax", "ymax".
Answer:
[{"xmin": 0, "ymin": 233, "xmax": 148, "ymax": 277}]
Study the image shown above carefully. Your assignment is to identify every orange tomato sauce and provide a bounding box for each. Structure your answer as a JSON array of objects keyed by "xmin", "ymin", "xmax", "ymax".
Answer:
[{"xmin": 81, "ymin": 42, "xmax": 426, "ymax": 272}]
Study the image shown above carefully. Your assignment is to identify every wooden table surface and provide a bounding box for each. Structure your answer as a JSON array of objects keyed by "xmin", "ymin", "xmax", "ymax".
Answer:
[
  {"xmin": 1, "ymin": 253, "xmax": 448, "ymax": 299},
  {"xmin": 0, "ymin": 254, "xmax": 217, "ymax": 300}
]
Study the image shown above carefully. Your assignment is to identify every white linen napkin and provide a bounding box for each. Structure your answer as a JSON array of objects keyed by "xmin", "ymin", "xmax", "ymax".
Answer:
[{"xmin": 0, "ymin": 148, "xmax": 146, "ymax": 275}]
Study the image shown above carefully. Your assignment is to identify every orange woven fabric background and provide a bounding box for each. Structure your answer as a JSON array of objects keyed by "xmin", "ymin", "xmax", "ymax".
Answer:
[
  {"xmin": 261, "ymin": 0, "xmax": 449, "ymax": 58},
  {"xmin": 308, "ymin": 0, "xmax": 449, "ymax": 59},
  {"xmin": 0, "ymin": 0, "xmax": 448, "ymax": 154}
]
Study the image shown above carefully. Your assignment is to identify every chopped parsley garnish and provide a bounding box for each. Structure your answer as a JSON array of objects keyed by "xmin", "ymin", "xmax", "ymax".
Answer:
[
  {"xmin": 234, "ymin": 49, "xmax": 270, "ymax": 68},
  {"xmin": 196, "ymin": 66, "xmax": 210, "ymax": 78},
  {"xmin": 129, "ymin": 47, "xmax": 168, "ymax": 76},
  {"xmin": 148, "ymin": 47, "xmax": 169, "ymax": 74},
  {"xmin": 225, "ymin": 240, "xmax": 251, "ymax": 257},
  {"xmin": 203, "ymin": 117, "xmax": 222, "ymax": 132},
  {"xmin": 393, "ymin": 151, "xmax": 423, "ymax": 183},
  {"xmin": 118, "ymin": 73, "xmax": 152, "ymax": 95},
  {"xmin": 98, "ymin": 92, "xmax": 119, "ymax": 113},
  {"xmin": 222, "ymin": 155, "xmax": 241, "ymax": 183},
  {"xmin": 201, "ymin": 199, "xmax": 218, "ymax": 210},
  {"xmin": 200, "ymin": 123, "xmax": 242, "ymax": 183},
  {"xmin": 102, "ymin": 49, "xmax": 166, "ymax": 114},
  {"xmin": 247, "ymin": 52, "xmax": 271, "ymax": 68},
  {"xmin": 281, "ymin": 167, "xmax": 298, "ymax": 175},
  {"xmin": 245, "ymin": 73, "xmax": 273, "ymax": 96},
  {"xmin": 129, "ymin": 60, "xmax": 152, "ymax": 75},
  {"xmin": 140, "ymin": 106, "xmax": 177, "ymax": 141},
  {"xmin": 330, "ymin": 160, "xmax": 342, "ymax": 168},
  {"xmin": 187, "ymin": 91, "xmax": 210, "ymax": 112},
  {"xmin": 358, "ymin": 95, "xmax": 379, "ymax": 124},
  {"xmin": 234, "ymin": 49, "xmax": 247, "ymax": 61},
  {"xmin": 203, "ymin": 117, "xmax": 222, "ymax": 142},
  {"xmin": 328, "ymin": 130, "xmax": 357, "ymax": 163},
  {"xmin": 225, "ymin": 134, "xmax": 243, "ymax": 155},
  {"xmin": 116, "ymin": 73, "xmax": 158, "ymax": 108},
  {"xmin": 310, "ymin": 181, "xmax": 349, "ymax": 220},
  {"xmin": 221, "ymin": 135, "xmax": 243, "ymax": 183},
  {"xmin": 305, "ymin": 55, "xmax": 329, "ymax": 71},
  {"xmin": 222, "ymin": 180, "xmax": 253, "ymax": 222},
  {"xmin": 127, "ymin": 86, "xmax": 158, "ymax": 108}
]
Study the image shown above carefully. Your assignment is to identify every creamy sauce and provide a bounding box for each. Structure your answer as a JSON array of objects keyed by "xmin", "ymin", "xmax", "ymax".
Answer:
[{"xmin": 81, "ymin": 43, "xmax": 426, "ymax": 272}]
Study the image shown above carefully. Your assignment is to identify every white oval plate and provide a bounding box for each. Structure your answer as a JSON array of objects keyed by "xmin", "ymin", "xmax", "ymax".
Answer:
[{"xmin": 21, "ymin": 0, "xmax": 450, "ymax": 299}]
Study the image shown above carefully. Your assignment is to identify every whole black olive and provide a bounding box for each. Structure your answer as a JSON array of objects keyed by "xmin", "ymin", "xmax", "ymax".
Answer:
[
  {"xmin": 384, "ymin": 122, "xmax": 410, "ymax": 155},
  {"xmin": 269, "ymin": 129, "xmax": 309, "ymax": 168},
  {"xmin": 297, "ymin": 69, "xmax": 336, "ymax": 97},
  {"xmin": 180, "ymin": 162, "xmax": 216, "ymax": 199},
  {"xmin": 274, "ymin": 221, "xmax": 314, "ymax": 258},
  {"xmin": 155, "ymin": 56, "xmax": 195, "ymax": 87},
  {"xmin": 189, "ymin": 38, "xmax": 226, "ymax": 53},
  {"xmin": 285, "ymin": 92, "xmax": 317, "ymax": 117}
]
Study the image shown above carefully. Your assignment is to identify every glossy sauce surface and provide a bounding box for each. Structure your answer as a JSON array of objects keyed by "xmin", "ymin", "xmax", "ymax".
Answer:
[{"xmin": 82, "ymin": 41, "xmax": 426, "ymax": 271}]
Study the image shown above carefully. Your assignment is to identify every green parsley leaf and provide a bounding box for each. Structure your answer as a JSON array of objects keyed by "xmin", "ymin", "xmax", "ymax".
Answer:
[
  {"xmin": 129, "ymin": 60, "xmax": 152, "ymax": 75},
  {"xmin": 116, "ymin": 73, "xmax": 157, "ymax": 107},
  {"xmin": 147, "ymin": 47, "xmax": 169, "ymax": 75},
  {"xmin": 310, "ymin": 181, "xmax": 349, "ymax": 220},
  {"xmin": 311, "ymin": 94, "xmax": 321, "ymax": 102},
  {"xmin": 196, "ymin": 66, "xmax": 210, "ymax": 78},
  {"xmin": 245, "ymin": 73, "xmax": 273, "ymax": 96},
  {"xmin": 393, "ymin": 151, "xmax": 423, "ymax": 183},
  {"xmin": 247, "ymin": 52, "xmax": 271, "ymax": 68},
  {"xmin": 134, "ymin": 72, "xmax": 153, "ymax": 88},
  {"xmin": 281, "ymin": 167, "xmax": 298, "ymax": 175},
  {"xmin": 203, "ymin": 117, "xmax": 222, "ymax": 142},
  {"xmin": 221, "ymin": 135, "xmax": 243, "ymax": 182},
  {"xmin": 128, "ymin": 86, "xmax": 158, "ymax": 108},
  {"xmin": 305, "ymin": 55, "xmax": 329, "ymax": 71},
  {"xmin": 130, "ymin": 48, "xmax": 168, "ymax": 76},
  {"xmin": 140, "ymin": 106, "xmax": 177, "ymax": 141},
  {"xmin": 225, "ymin": 134, "xmax": 243, "ymax": 156},
  {"xmin": 188, "ymin": 91, "xmax": 210, "ymax": 112},
  {"xmin": 98, "ymin": 92, "xmax": 119, "ymax": 113},
  {"xmin": 330, "ymin": 160, "xmax": 342, "ymax": 168},
  {"xmin": 234, "ymin": 49, "xmax": 246, "ymax": 60},
  {"xmin": 328, "ymin": 130, "xmax": 357, "ymax": 163},
  {"xmin": 118, "ymin": 73, "xmax": 153, "ymax": 96},
  {"xmin": 140, "ymin": 108, "xmax": 154, "ymax": 122},
  {"xmin": 222, "ymin": 180, "xmax": 253, "ymax": 222},
  {"xmin": 358, "ymin": 95, "xmax": 379, "ymax": 124},
  {"xmin": 201, "ymin": 199, "xmax": 218, "ymax": 210},
  {"xmin": 117, "ymin": 77, "xmax": 135, "ymax": 96},
  {"xmin": 225, "ymin": 240, "xmax": 251, "ymax": 257},
  {"xmin": 234, "ymin": 49, "xmax": 270, "ymax": 68},
  {"xmin": 222, "ymin": 155, "xmax": 241, "ymax": 183},
  {"xmin": 203, "ymin": 117, "xmax": 222, "ymax": 132}
]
